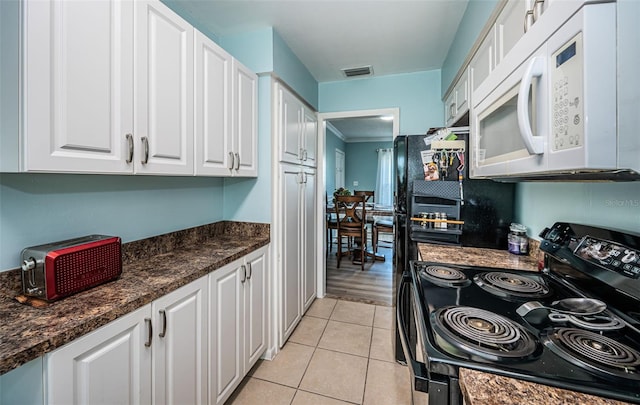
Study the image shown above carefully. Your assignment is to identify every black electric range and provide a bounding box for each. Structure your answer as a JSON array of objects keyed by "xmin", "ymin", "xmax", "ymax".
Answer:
[{"xmin": 398, "ymin": 222, "xmax": 640, "ymax": 404}]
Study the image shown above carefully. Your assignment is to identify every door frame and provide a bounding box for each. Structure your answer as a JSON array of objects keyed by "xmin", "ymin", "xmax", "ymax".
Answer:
[
  {"xmin": 334, "ymin": 148, "xmax": 345, "ymax": 190},
  {"xmin": 315, "ymin": 108, "xmax": 400, "ymax": 298}
]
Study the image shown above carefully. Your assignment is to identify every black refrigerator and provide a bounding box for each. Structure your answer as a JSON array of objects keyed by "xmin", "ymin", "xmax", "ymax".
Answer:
[{"xmin": 393, "ymin": 128, "xmax": 516, "ymax": 362}]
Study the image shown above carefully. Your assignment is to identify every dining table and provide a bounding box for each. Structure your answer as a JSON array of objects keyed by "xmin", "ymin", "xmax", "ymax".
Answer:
[{"xmin": 326, "ymin": 203, "xmax": 393, "ymax": 263}]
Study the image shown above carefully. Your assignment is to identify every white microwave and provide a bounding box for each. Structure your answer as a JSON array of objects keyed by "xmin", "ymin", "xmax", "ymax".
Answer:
[{"xmin": 470, "ymin": 1, "xmax": 638, "ymax": 180}]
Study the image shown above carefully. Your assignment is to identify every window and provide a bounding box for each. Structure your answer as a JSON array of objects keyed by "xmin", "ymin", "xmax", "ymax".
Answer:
[{"xmin": 375, "ymin": 148, "xmax": 393, "ymax": 206}]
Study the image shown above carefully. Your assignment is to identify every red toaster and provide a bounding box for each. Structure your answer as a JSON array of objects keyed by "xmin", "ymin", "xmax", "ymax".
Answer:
[{"xmin": 20, "ymin": 235, "xmax": 122, "ymax": 301}]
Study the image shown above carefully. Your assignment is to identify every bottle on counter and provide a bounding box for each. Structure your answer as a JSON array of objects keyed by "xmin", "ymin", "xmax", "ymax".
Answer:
[{"xmin": 508, "ymin": 223, "xmax": 529, "ymax": 255}]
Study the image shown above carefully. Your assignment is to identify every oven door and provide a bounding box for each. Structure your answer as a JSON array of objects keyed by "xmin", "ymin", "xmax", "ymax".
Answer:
[{"xmin": 397, "ymin": 271, "xmax": 462, "ymax": 405}]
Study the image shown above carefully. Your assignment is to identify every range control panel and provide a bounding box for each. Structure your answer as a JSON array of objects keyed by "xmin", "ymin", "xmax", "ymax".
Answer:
[{"xmin": 574, "ymin": 236, "xmax": 640, "ymax": 279}]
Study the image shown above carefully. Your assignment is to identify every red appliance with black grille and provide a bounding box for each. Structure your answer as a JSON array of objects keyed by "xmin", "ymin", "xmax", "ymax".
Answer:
[
  {"xmin": 21, "ymin": 235, "xmax": 122, "ymax": 301},
  {"xmin": 398, "ymin": 222, "xmax": 640, "ymax": 404}
]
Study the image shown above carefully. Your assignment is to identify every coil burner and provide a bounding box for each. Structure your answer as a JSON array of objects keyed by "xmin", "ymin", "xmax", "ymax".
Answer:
[
  {"xmin": 473, "ymin": 272, "xmax": 551, "ymax": 300},
  {"xmin": 431, "ymin": 306, "xmax": 539, "ymax": 362},
  {"xmin": 418, "ymin": 264, "xmax": 471, "ymax": 288},
  {"xmin": 542, "ymin": 328, "xmax": 640, "ymax": 380}
]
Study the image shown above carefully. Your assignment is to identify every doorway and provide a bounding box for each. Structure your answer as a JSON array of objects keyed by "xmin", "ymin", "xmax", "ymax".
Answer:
[{"xmin": 316, "ymin": 108, "xmax": 399, "ymax": 306}]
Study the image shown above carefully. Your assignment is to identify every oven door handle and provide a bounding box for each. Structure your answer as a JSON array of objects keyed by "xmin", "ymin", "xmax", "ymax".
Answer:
[{"xmin": 397, "ymin": 272, "xmax": 429, "ymax": 392}]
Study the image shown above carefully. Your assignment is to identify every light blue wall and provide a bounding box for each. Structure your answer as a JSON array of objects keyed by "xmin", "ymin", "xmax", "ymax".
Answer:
[
  {"xmin": 220, "ymin": 28, "xmax": 274, "ymax": 74},
  {"xmin": 441, "ymin": 0, "xmax": 499, "ymax": 96},
  {"xmin": 345, "ymin": 141, "xmax": 393, "ymax": 194},
  {"xmin": 223, "ymin": 75, "xmax": 272, "ymax": 222},
  {"xmin": 273, "ymin": 30, "xmax": 319, "ymax": 109},
  {"xmin": 516, "ymin": 183, "xmax": 640, "ymax": 236},
  {"xmin": 0, "ymin": 174, "xmax": 224, "ymax": 271},
  {"xmin": 319, "ymin": 70, "xmax": 444, "ymax": 134},
  {"xmin": 324, "ymin": 127, "xmax": 346, "ymax": 197}
]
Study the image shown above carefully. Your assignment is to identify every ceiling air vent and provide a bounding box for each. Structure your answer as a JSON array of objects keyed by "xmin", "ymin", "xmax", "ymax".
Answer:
[{"xmin": 341, "ymin": 65, "xmax": 373, "ymax": 78}]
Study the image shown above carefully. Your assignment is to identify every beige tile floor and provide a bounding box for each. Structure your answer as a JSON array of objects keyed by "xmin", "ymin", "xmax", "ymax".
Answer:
[{"xmin": 227, "ymin": 298, "xmax": 428, "ymax": 405}]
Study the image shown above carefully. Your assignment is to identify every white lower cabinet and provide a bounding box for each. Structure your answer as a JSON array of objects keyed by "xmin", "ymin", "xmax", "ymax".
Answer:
[
  {"xmin": 45, "ymin": 275, "xmax": 210, "ymax": 405},
  {"xmin": 209, "ymin": 247, "xmax": 268, "ymax": 405},
  {"xmin": 151, "ymin": 277, "xmax": 208, "ymax": 404},
  {"xmin": 46, "ymin": 304, "xmax": 153, "ymax": 405}
]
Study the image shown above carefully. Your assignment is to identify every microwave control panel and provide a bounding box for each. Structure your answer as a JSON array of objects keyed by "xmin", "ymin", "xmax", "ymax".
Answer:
[{"xmin": 551, "ymin": 32, "xmax": 584, "ymax": 152}]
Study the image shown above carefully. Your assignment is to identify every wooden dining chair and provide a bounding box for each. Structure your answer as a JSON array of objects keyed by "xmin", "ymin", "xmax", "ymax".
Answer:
[
  {"xmin": 326, "ymin": 194, "xmax": 339, "ymax": 254},
  {"xmin": 373, "ymin": 216, "xmax": 393, "ymax": 253},
  {"xmin": 334, "ymin": 194, "xmax": 367, "ymax": 270},
  {"xmin": 354, "ymin": 190, "xmax": 374, "ymax": 204}
]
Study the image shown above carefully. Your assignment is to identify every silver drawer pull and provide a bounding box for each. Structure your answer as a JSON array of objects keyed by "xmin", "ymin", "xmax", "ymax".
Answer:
[
  {"xmin": 228, "ymin": 152, "xmax": 235, "ymax": 170},
  {"xmin": 141, "ymin": 137, "xmax": 149, "ymax": 164},
  {"xmin": 159, "ymin": 309, "xmax": 167, "ymax": 338},
  {"xmin": 144, "ymin": 318, "xmax": 153, "ymax": 347},
  {"xmin": 235, "ymin": 152, "xmax": 240, "ymax": 170}
]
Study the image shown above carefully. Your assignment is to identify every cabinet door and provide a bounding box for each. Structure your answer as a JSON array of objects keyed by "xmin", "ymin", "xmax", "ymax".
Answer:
[
  {"xmin": 135, "ymin": 0, "xmax": 193, "ymax": 175},
  {"xmin": 209, "ymin": 262, "xmax": 243, "ymax": 405},
  {"xmin": 194, "ymin": 30, "xmax": 232, "ymax": 176},
  {"xmin": 301, "ymin": 107, "xmax": 317, "ymax": 167},
  {"xmin": 444, "ymin": 91, "xmax": 456, "ymax": 126},
  {"xmin": 454, "ymin": 68, "xmax": 469, "ymax": 118},
  {"xmin": 152, "ymin": 276, "xmax": 208, "ymax": 405},
  {"xmin": 302, "ymin": 169, "xmax": 317, "ymax": 312},
  {"xmin": 279, "ymin": 86, "xmax": 303, "ymax": 164},
  {"xmin": 497, "ymin": 0, "xmax": 529, "ymax": 65},
  {"xmin": 470, "ymin": 26, "xmax": 496, "ymax": 97},
  {"xmin": 279, "ymin": 165, "xmax": 303, "ymax": 345},
  {"xmin": 46, "ymin": 305, "xmax": 152, "ymax": 405},
  {"xmin": 233, "ymin": 60, "xmax": 258, "ymax": 177},
  {"xmin": 244, "ymin": 248, "xmax": 268, "ymax": 370},
  {"xmin": 23, "ymin": 0, "xmax": 134, "ymax": 173}
]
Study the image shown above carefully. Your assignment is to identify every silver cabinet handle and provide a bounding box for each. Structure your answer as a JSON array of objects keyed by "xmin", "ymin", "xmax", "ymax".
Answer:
[
  {"xmin": 159, "ymin": 309, "xmax": 167, "ymax": 338},
  {"xmin": 532, "ymin": 0, "xmax": 544, "ymax": 22},
  {"xmin": 125, "ymin": 134, "xmax": 134, "ymax": 164},
  {"xmin": 299, "ymin": 148, "xmax": 304, "ymax": 160},
  {"xmin": 524, "ymin": 9, "xmax": 534, "ymax": 33},
  {"xmin": 144, "ymin": 318, "xmax": 153, "ymax": 347},
  {"xmin": 247, "ymin": 262, "xmax": 252, "ymax": 280},
  {"xmin": 141, "ymin": 137, "xmax": 149, "ymax": 164},
  {"xmin": 234, "ymin": 152, "xmax": 240, "ymax": 170},
  {"xmin": 303, "ymin": 149, "xmax": 308, "ymax": 161},
  {"xmin": 228, "ymin": 152, "xmax": 235, "ymax": 170},
  {"xmin": 241, "ymin": 265, "xmax": 247, "ymax": 283}
]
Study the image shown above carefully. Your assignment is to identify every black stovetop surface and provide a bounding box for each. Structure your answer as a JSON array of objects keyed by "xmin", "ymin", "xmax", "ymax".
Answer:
[{"xmin": 411, "ymin": 260, "xmax": 640, "ymax": 404}]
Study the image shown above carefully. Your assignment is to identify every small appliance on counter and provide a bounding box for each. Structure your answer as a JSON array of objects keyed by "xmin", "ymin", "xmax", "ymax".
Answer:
[
  {"xmin": 398, "ymin": 222, "xmax": 640, "ymax": 404},
  {"xmin": 20, "ymin": 235, "xmax": 122, "ymax": 301}
]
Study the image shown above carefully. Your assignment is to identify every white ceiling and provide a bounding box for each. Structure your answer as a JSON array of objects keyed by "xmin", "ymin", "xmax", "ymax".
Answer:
[
  {"xmin": 166, "ymin": 0, "xmax": 469, "ymax": 83},
  {"xmin": 328, "ymin": 116, "xmax": 394, "ymax": 142}
]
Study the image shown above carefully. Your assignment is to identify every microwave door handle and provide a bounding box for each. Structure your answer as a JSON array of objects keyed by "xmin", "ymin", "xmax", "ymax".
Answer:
[{"xmin": 517, "ymin": 56, "xmax": 545, "ymax": 155}]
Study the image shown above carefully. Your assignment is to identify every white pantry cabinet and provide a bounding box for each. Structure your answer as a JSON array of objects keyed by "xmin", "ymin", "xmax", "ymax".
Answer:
[
  {"xmin": 277, "ymin": 164, "xmax": 316, "ymax": 345},
  {"xmin": 277, "ymin": 83, "xmax": 317, "ymax": 168},
  {"xmin": 194, "ymin": 31, "xmax": 258, "ymax": 177},
  {"xmin": 209, "ymin": 247, "xmax": 268, "ymax": 405},
  {"xmin": 45, "ymin": 276, "xmax": 208, "ymax": 405}
]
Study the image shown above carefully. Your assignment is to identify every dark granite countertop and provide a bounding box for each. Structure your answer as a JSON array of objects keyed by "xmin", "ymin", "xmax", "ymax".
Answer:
[
  {"xmin": 0, "ymin": 221, "xmax": 269, "ymax": 376},
  {"xmin": 417, "ymin": 242, "xmax": 632, "ymax": 405}
]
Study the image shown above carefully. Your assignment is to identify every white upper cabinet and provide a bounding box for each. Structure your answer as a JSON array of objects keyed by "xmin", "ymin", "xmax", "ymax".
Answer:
[
  {"xmin": 6, "ymin": 0, "xmax": 257, "ymax": 177},
  {"xmin": 21, "ymin": 0, "xmax": 134, "ymax": 173},
  {"xmin": 194, "ymin": 31, "xmax": 257, "ymax": 177},
  {"xmin": 194, "ymin": 30, "xmax": 232, "ymax": 176},
  {"xmin": 470, "ymin": 26, "xmax": 496, "ymax": 99},
  {"xmin": 444, "ymin": 66, "xmax": 470, "ymax": 126},
  {"xmin": 277, "ymin": 83, "xmax": 317, "ymax": 167},
  {"xmin": 134, "ymin": 0, "xmax": 194, "ymax": 175},
  {"xmin": 496, "ymin": 0, "xmax": 529, "ymax": 65},
  {"xmin": 232, "ymin": 60, "xmax": 258, "ymax": 176}
]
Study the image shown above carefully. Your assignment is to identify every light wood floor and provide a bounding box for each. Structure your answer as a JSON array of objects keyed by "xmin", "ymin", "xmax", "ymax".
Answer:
[{"xmin": 325, "ymin": 233, "xmax": 394, "ymax": 307}]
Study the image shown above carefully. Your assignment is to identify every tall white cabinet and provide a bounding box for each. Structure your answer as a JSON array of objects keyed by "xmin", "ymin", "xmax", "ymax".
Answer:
[{"xmin": 274, "ymin": 82, "xmax": 318, "ymax": 347}]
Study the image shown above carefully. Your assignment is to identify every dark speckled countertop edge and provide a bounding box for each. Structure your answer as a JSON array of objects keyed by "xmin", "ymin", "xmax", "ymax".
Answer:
[{"xmin": 0, "ymin": 221, "xmax": 269, "ymax": 376}]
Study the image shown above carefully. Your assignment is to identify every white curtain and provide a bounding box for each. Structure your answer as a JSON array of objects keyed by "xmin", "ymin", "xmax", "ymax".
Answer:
[{"xmin": 375, "ymin": 148, "xmax": 393, "ymax": 207}]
